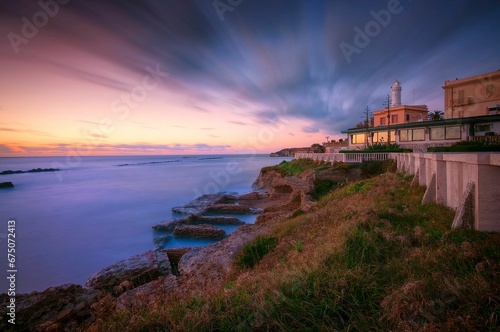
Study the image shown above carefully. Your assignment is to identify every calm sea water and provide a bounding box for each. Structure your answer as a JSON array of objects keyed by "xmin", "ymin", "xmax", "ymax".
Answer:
[{"xmin": 0, "ymin": 154, "xmax": 290, "ymax": 294}]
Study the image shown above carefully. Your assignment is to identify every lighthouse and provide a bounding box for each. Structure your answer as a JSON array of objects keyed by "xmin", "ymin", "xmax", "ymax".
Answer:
[{"xmin": 391, "ymin": 80, "xmax": 402, "ymax": 106}]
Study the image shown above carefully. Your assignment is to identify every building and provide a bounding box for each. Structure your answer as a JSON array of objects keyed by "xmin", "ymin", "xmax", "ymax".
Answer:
[
  {"xmin": 443, "ymin": 70, "xmax": 500, "ymax": 119},
  {"xmin": 342, "ymin": 71, "xmax": 500, "ymax": 152},
  {"xmin": 373, "ymin": 104, "xmax": 429, "ymax": 127},
  {"xmin": 373, "ymin": 81, "xmax": 428, "ymax": 127},
  {"xmin": 324, "ymin": 140, "xmax": 349, "ymax": 153},
  {"xmin": 343, "ymin": 114, "xmax": 500, "ymax": 152}
]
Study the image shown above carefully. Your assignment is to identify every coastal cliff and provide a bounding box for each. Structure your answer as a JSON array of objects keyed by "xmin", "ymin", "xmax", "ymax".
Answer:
[
  {"xmin": 2, "ymin": 159, "xmax": 499, "ymax": 332},
  {"xmin": 269, "ymin": 147, "xmax": 313, "ymax": 157}
]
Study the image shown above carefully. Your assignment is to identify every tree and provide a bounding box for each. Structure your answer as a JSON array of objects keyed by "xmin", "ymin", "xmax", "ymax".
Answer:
[
  {"xmin": 355, "ymin": 122, "xmax": 365, "ymax": 129},
  {"xmin": 311, "ymin": 143, "xmax": 325, "ymax": 153},
  {"xmin": 428, "ymin": 110, "xmax": 444, "ymax": 121}
]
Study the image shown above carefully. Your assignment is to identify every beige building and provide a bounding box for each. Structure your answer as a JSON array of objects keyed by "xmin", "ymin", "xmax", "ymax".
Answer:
[
  {"xmin": 443, "ymin": 70, "xmax": 500, "ymax": 119},
  {"xmin": 343, "ymin": 71, "xmax": 500, "ymax": 151},
  {"xmin": 373, "ymin": 104, "xmax": 429, "ymax": 127}
]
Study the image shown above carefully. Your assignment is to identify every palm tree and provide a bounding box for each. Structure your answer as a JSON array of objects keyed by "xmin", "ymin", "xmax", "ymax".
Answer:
[{"xmin": 428, "ymin": 110, "xmax": 444, "ymax": 121}]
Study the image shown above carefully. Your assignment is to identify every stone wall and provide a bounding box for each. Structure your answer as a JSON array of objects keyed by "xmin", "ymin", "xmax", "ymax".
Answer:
[{"xmin": 390, "ymin": 152, "xmax": 500, "ymax": 232}]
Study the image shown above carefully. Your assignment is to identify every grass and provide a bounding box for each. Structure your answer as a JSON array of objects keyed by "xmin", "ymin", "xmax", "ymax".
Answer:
[
  {"xmin": 235, "ymin": 236, "xmax": 278, "ymax": 269},
  {"xmin": 262, "ymin": 159, "xmax": 319, "ymax": 176},
  {"xmin": 93, "ymin": 171, "xmax": 500, "ymax": 332}
]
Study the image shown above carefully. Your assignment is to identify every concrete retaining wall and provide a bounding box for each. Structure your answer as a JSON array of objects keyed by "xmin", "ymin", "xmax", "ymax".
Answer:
[
  {"xmin": 389, "ymin": 153, "xmax": 500, "ymax": 232},
  {"xmin": 295, "ymin": 152, "xmax": 500, "ymax": 231}
]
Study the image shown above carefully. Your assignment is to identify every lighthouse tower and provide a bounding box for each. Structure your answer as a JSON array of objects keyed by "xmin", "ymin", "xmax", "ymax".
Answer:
[{"xmin": 391, "ymin": 80, "xmax": 402, "ymax": 106}]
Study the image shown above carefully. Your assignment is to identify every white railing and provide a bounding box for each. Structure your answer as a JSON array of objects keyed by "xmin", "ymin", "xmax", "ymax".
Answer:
[{"xmin": 295, "ymin": 153, "xmax": 389, "ymax": 163}]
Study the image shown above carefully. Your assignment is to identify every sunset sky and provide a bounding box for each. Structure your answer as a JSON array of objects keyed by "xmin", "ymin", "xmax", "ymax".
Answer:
[{"xmin": 1, "ymin": 0, "xmax": 499, "ymax": 156}]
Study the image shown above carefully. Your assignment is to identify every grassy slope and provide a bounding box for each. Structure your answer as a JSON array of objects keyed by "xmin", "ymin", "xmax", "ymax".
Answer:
[{"xmin": 96, "ymin": 164, "xmax": 500, "ymax": 332}]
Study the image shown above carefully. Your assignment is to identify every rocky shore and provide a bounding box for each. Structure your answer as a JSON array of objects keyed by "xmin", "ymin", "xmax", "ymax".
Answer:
[
  {"xmin": 0, "ymin": 162, "xmax": 365, "ymax": 331},
  {"xmin": 0, "ymin": 168, "xmax": 60, "ymax": 175}
]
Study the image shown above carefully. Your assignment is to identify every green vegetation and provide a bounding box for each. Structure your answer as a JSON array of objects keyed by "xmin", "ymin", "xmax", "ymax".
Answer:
[
  {"xmin": 96, "ymin": 167, "xmax": 499, "ymax": 332},
  {"xmin": 263, "ymin": 158, "xmax": 395, "ymax": 179},
  {"xmin": 342, "ymin": 142, "xmax": 412, "ymax": 153},
  {"xmin": 428, "ymin": 140, "xmax": 500, "ymax": 152},
  {"xmin": 262, "ymin": 158, "xmax": 318, "ymax": 176},
  {"xmin": 235, "ymin": 236, "xmax": 277, "ymax": 269}
]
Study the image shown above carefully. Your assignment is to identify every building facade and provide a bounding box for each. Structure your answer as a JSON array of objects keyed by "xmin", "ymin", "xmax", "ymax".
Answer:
[
  {"xmin": 373, "ymin": 104, "xmax": 429, "ymax": 127},
  {"xmin": 343, "ymin": 114, "xmax": 500, "ymax": 152},
  {"xmin": 443, "ymin": 70, "xmax": 500, "ymax": 119},
  {"xmin": 342, "ymin": 71, "xmax": 500, "ymax": 152}
]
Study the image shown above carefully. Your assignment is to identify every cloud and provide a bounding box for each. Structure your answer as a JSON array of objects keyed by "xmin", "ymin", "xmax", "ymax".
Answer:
[
  {"xmin": 1, "ymin": 0, "xmax": 500, "ymax": 154},
  {"xmin": 0, "ymin": 142, "xmax": 233, "ymax": 157},
  {"xmin": 0, "ymin": 127, "xmax": 54, "ymax": 137},
  {"xmin": 302, "ymin": 126, "xmax": 320, "ymax": 133},
  {"xmin": 227, "ymin": 120, "xmax": 247, "ymax": 126}
]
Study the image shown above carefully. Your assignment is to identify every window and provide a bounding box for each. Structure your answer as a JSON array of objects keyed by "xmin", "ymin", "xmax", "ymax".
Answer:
[
  {"xmin": 413, "ymin": 128, "xmax": 425, "ymax": 140},
  {"xmin": 399, "ymin": 130, "xmax": 408, "ymax": 141},
  {"xmin": 475, "ymin": 124, "xmax": 491, "ymax": 132},
  {"xmin": 430, "ymin": 126, "xmax": 461, "ymax": 140},
  {"xmin": 457, "ymin": 90, "xmax": 465, "ymax": 104},
  {"xmin": 351, "ymin": 133, "xmax": 366, "ymax": 144},
  {"xmin": 391, "ymin": 114, "xmax": 398, "ymax": 124},
  {"xmin": 445, "ymin": 126, "xmax": 461, "ymax": 139},
  {"xmin": 399, "ymin": 128, "xmax": 425, "ymax": 141},
  {"xmin": 373, "ymin": 131, "xmax": 395, "ymax": 143},
  {"xmin": 380, "ymin": 118, "xmax": 386, "ymax": 126},
  {"xmin": 406, "ymin": 114, "xmax": 410, "ymax": 122},
  {"xmin": 430, "ymin": 127, "xmax": 445, "ymax": 140},
  {"xmin": 486, "ymin": 84, "xmax": 494, "ymax": 97}
]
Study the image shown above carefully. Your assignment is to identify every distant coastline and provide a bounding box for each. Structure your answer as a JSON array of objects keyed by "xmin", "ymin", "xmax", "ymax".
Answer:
[
  {"xmin": 0, "ymin": 168, "xmax": 60, "ymax": 175},
  {"xmin": 269, "ymin": 147, "xmax": 314, "ymax": 157}
]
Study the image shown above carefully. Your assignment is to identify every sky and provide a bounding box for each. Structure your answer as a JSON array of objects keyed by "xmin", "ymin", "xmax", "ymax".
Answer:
[{"xmin": 0, "ymin": 0, "xmax": 499, "ymax": 156}]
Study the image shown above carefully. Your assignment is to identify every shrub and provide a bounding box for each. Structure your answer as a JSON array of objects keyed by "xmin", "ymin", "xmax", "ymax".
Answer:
[
  {"xmin": 340, "ymin": 143, "xmax": 412, "ymax": 153},
  {"xmin": 428, "ymin": 141, "xmax": 500, "ymax": 152}
]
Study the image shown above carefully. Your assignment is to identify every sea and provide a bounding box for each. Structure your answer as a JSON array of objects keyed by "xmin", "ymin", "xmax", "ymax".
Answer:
[{"xmin": 0, "ymin": 154, "xmax": 290, "ymax": 294}]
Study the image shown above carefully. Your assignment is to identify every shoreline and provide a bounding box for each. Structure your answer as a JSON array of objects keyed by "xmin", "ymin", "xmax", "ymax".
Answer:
[
  {"xmin": 0, "ymin": 160, "xmax": 316, "ymax": 330},
  {"xmin": 0, "ymin": 154, "xmax": 290, "ymax": 294}
]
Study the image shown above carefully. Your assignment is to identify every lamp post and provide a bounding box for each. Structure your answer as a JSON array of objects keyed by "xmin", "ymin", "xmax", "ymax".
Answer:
[
  {"xmin": 384, "ymin": 95, "xmax": 392, "ymax": 147},
  {"xmin": 362, "ymin": 106, "xmax": 371, "ymax": 147}
]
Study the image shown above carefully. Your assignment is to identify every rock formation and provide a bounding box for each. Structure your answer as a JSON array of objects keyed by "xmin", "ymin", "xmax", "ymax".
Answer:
[
  {"xmin": 0, "ymin": 182, "xmax": 14, "ymax": 188},
  {"xmin": 0, "ymin": 162, "xmax": 368, "ymax": 331},
  {"xmin": 172, "ymin": 224, "xmax": 227, "ymax": 239}
]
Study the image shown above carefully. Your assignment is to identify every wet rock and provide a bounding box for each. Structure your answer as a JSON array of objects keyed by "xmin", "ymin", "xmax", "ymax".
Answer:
[
  {"xmin": 173, "ymin": 224, "xmax": 226, "ymax": 239},
  {"xmin": 154, "ymin": 249, "xmax": 172, "ymax": 275},
  {"xmin": 172, "ymin": 193, "xmax": 225, "ymax": 214},
  {"xmin": 85, "ymin": 250, "xmax": 161, "ymax": 293},
  {"xmin": 0, "ymin": 284, "xmax": 102, "ymax": 332},
  {"xmin": 0, "ymin": 181, "xmax": 14, "ymax": 188},
  {"xmin": 153, "ymin": 235, "xmax": 171, "ymax": 249},
  {"xmin": 206, "ymin": 203, "xmax": 258, "ymax": 214},
  {"xmin": 152, "ymin": 219, "xmax": 180, "ymax": 231},
  {"xmin": 152, "ymin": 215, "xmax": 244, "ymax": 231},
  {"xmin": 236, "ymin": 192, "xmax": 261, "ymax": 200},
  {"xmin": 187, "ymin": 215, "xmax": 244, "ymax": 225}
]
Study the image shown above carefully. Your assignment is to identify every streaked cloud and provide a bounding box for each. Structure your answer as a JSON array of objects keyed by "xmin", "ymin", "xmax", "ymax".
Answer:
[
  {"xmin": 0, "ymin": 0, "xmax": 499, "ymax": 156},
  {"xmin": 0, "ymin": 126, "xmax": 54, "ymax": 137}
]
